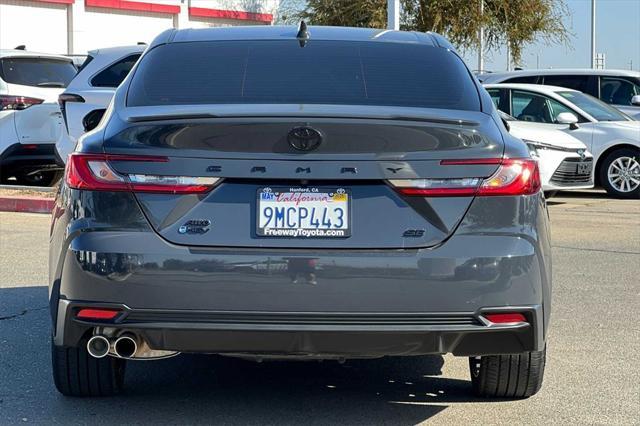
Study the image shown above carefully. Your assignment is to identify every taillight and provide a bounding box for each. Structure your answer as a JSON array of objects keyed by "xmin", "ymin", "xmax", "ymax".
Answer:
[
  {"xmin": 389, "ymin": 158, "xmax": 540, "ymax": 197},
  {"xmin": 0, "ymin": 95, "xmax": 44, "ymax": 111},
  {"xmin": 477, "ymin": 159, "xmax": 541, "ymax": 196},
  {"xmin": 65, "ymin": 153, "xmax": 221, "ymax": 194},
  {"xmin": 58, "ymin": 93, "xmax": 84, "ymax": 108},
  {"xmin": 58, "ymin": 93, "xmax": 85, "ymax": 130}
]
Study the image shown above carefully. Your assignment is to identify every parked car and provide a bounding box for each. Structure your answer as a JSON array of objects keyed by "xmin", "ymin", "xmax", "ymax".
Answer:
[
  {"xmin": 479, "ymin": 69, "xmax": 640, "ymax": 119},
  {"xmin": 485, "ymin": 83, "xmax": 640, "ymax": 198},
  {"xmin": 0, "ymin": 49, "xmax": 76, "ymax": 185},
  {"xmin": 56, "ymin": 45, "xmax": 145, "ymax": 162},
  {"xmin": 50, "ymin": 25, "xmax": 551, "ymax": 399},
  {"xmin": 65, "ymin": 54, "xmax": 88, "ymax": 69},
  {"xmin": 497, "ymin": 111, "xmax": 593, "ymax": 196}
]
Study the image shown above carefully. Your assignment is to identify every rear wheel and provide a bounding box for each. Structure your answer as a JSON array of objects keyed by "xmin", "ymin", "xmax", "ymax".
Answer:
[
  {"xmin": 599, "ymin": 148, "xmax": 640, "ymax": 199},
  {"xmin": 469, "ymin": 347, "xmax": 546, "ymax": 399},
  {"xmin": 51, "ymin": 337, "xmax": 126, "ymax": 397}
]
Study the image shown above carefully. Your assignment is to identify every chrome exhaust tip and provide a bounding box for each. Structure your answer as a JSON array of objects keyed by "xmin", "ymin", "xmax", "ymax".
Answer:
[
  {"xmin": 87, "ymin": 335, "xmax": 110, "ymax": 358},
  {"xmin": 114, "ymin": 334, "xmax": 138, "ymax": 358}
]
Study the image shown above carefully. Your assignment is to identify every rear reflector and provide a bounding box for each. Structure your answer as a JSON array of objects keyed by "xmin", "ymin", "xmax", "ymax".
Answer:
[
  {"xmin": 76, "ymin": 308, "xmax": 120, "ymax": 320},
  {"xmin": 484, "ymin": 313, "xmax": 528, "ymax": 324},
  {"xmin": 390, "ymin": 158, "xmax": 540, "ymax": 197},
  {"xmin": 65, "ymin": 153, "xmax": 220, "ymax": 194}
]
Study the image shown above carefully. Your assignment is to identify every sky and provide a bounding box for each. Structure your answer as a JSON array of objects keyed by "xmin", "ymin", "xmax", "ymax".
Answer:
[{"xmin": 459, "ymin": 0, "xmax": 640, "ymax": 72}]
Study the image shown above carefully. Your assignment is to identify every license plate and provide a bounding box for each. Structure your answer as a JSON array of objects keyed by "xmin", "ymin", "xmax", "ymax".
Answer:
[
  {"xmin": 577, "ymin": 162, "xmax": 591, "ymax": 175},
  {"xmin": 257, "ymin": 187, "xmax": 350, "ymax": 238}
]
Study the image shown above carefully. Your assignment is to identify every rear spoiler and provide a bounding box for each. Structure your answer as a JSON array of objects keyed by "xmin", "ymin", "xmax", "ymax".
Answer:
[{"xmin": 123, "ymin": 105, "xmax": 481, "ymax": 126}]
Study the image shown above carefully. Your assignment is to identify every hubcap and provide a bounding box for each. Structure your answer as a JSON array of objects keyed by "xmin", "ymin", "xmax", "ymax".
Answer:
[{"xmin": 607, "ymin": 156, "xmax": 640, "ymax": 193}]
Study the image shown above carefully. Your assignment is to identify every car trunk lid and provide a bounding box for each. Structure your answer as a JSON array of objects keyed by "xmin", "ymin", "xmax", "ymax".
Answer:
[{"xmin": 103, "ymin": 107, "xmax": 503, "ymax": 249}]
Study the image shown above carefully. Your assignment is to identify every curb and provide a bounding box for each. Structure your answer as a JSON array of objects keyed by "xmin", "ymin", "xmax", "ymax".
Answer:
[{"xmin": 0, "ymin": 196, "xmax": 54, "ymax": 214}]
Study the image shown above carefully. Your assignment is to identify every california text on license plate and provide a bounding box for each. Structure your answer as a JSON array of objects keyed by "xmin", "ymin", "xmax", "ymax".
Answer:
[{"xmin": 257, "ymin": 187, "xmax": 350, "ymax": 238}]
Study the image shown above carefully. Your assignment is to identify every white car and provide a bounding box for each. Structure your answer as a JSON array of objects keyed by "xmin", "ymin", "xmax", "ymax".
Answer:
[
  {"xmin": 56, "ymin": 45, "xmax": 145, "ymax": 162},
  {"xmin": 479, "ymin": 69, "xmax": 640, "ymax": 119},
  {"xmin": 0, "ymin": 49, "xmax": 76, "ymax": 185},
  {"xmin": 498, "ymin": 111, "xmax": 593, "ymax": 195},
  {"xmin": 485, "ymin": 83, "xmax": 640, "ymax": 198}
]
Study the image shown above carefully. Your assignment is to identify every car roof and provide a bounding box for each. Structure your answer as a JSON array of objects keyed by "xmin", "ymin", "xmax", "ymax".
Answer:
[
  {"xmin": 484, "ymin": 83, "xmax": 580, "ymax": 95},
  {"xmin": 0, "ymin": 49, "xmax": 73, "ymax": 62},
  {"xmin": 150, "ymin": 25, "xmax": 452, "ymax": 49},
  {"xmin": 480, "ymin": 68, "xmax": 640, "ymax": 81},
  {"xmin": 87, "ymin": 45, "xmax": 146, "ymax": 57},
  {"xmin": 65, "ymin": 45, "xmax": 146, "ymax": 91}
]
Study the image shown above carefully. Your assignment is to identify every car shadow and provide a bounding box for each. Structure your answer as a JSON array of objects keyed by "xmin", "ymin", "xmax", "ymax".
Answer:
[
  {"xmin": 1, "ymin": 286, "xmax": 507, "ymax": 425},
  {"xmin": 555, "ymin": 189, "xmax": 609, "ymax": 199}
]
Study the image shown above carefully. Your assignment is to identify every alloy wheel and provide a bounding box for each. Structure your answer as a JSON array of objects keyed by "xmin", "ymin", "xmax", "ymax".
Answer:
[{"xmin": 607, "ymin": 156, "xmax": 640, "ymax": 193}]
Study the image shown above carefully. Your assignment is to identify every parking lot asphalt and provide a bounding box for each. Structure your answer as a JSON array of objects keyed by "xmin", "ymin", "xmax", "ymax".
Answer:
[{"xmin": 0, "ymin": 190, "xmax": 638, "ymax": 425}]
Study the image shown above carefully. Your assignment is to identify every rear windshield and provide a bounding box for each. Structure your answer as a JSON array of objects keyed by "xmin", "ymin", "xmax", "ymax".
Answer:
[
  {"xmin": 0, "ymin": 57, "xmax": 76, "ymax": 88},
  {"xmin": 127, "ymin": 40, "xmax": 480, "ymax": 111}
]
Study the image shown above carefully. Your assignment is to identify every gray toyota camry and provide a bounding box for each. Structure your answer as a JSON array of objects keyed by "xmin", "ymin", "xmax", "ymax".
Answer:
[{"xmin": 49, "ymin": 25, "xmax": 551, "ymax": 398}]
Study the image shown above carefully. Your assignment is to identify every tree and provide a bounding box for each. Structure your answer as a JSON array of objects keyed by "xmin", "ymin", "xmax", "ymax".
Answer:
[{"xmin": 277, "ymin": 0, "xmax": 571, "ymax": 66}]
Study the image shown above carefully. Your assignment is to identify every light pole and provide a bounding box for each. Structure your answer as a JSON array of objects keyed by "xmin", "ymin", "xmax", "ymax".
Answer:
[
  {"xmin": 387, "ymin": 0, "xmax": 400, "ymax": 30},
  {"xmin": 591, "ymin": 0, "xmax": 596, "ymax": 68},
  {"xmin": 477, "ymin": 0, "xmax": 484, "ymax": 72}
]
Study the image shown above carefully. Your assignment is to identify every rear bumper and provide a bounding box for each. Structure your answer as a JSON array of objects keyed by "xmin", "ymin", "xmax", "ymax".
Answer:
[
  {"xmin": 0, "ymin": 143, "xmax": 64, "ymax": 174},
  {"xmin": 49, "ymin": 191, "xmax": 552, "ymax": 358},
  {"xmin": 56, "ymin": 299, "xmax": 542, "ymax": 357}
]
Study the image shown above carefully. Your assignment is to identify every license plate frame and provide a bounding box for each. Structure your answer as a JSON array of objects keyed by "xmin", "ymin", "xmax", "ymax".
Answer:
[
  {"xmin": 577, "ymin": 162, "xmax": 591, "ymax": 175},
  {"xmin": 256, "ymin": 187, "xmax": 351, "ymax": 238}
]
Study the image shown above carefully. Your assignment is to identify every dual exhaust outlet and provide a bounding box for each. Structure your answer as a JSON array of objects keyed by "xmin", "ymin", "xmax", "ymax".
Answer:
[{"xmin": 87, "ymin": 333, "xmax": 138, "ymax": 359}]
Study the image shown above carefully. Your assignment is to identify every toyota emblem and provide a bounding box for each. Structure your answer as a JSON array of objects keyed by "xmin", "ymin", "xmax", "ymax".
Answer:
[{"xmin": 287, "ymin": 126, "xmax": 323, "ymax": 151}]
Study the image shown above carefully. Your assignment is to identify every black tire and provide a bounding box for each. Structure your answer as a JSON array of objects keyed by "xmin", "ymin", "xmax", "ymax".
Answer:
[
  {"xmin": 51, "ymin": 337, "xmax": 126, "ymax": 397},
  {"xmin": 598, "ymin": 148, "xmax": 640, "ymax": 199},
  {"xmin": 14, "ymin": 170, "xmax": 63, "ymax": 187},
  {"xmin": 469, "ymin": 347, "xmax": 546, "ymax": 399}
]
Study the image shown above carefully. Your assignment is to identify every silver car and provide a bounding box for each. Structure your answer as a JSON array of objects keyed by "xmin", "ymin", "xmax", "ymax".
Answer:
[{"xmin": 479, "ymin": 69, "xmax": 640, "ymax": 119}]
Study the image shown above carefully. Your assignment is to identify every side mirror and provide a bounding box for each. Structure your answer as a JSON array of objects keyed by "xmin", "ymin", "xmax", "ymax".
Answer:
[
  {"xmin": 556, "ymin": 112, "xmax": 579, "ymax": 130},
  {"xmin": 82, "ymin": 109, "xmax": 106, "ymax": 132},
  {"xmin": 631, "ymin": 95, "xmax": 640, "ymax": 106}
]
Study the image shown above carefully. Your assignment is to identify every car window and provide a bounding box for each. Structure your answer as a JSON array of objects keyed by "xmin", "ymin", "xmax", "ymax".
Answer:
[
  {"xmin": 557, "ymin": 90, "xmax": 629, "ymax": 121},
  {"xmin": 486, "ymin": 89, "xmax": 501, "ymax": 109},
  {"xmin": 546, "ymin": 97, "xmax": 575, "ymax": 120},
  {"xmin": 504, "ymin": 76, "xmax": 538, "ymax": 84},
  {"xmin": 91, "ymin": 54, "xmax": 141, "ymax": 88},
  {"xmin": 511, "ymin": 91, "xmax": 552, "ymax": 123},
  {"xmin": 127, "ymin": 40, "xmax": 481, "ymax": 111},
  {"xmin": 543, "ymin": 75, "xmax": 590, "ymax": 92},
  {"xmin": 0, "ymin": 57, "xmax": 76, "ymax": 87},
  {"xmin": 77, "ymin": 55, "xmax": 94, "ymax": 73},
  {"xmin": 510, "ymin": 90, "xmax": 579, "ymax": 124},
  {"xmin": 600, "ymin": 76, "xmax": 640, "ymax": 105}
]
